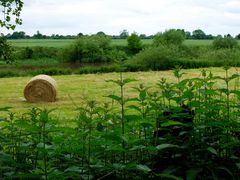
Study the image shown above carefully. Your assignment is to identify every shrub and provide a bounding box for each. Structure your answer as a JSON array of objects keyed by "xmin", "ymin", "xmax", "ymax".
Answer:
[
  {"xmin": 15, "ymin": 46, "xmax": 59, "ymax": 60},
  {"xmin": 213, "ymin": 37, "xmax": 238, "ymax": 49},
  {"xmin": 64, "ymin": 35, "xmax": 114, "ymax": 63},
  {"xmin": 127, "ymin": 32, "xmax": 142, "ymax": 54},
  {"xmin": 0, "ymin": 36, "xmax": 14, "ymax": 64},
  {"xmin": 131, "ymin": 45, "xmax": 179, "ymax": 70},
  {"xmin": 153, "ymin": 29, "xmax": 185, "ymax": 47}
]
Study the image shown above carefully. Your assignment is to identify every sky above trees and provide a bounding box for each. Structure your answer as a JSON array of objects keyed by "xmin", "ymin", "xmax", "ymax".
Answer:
[{"xmin": 1, "ymin": 0, "xmax": 240, "ymax": 36}]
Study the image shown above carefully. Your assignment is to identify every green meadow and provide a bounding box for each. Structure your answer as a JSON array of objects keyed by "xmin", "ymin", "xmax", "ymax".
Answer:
[
  {"xmin": 7, "ymin": 38, "xmax": 220, "ymax": 48},
  {"xmin": 0, "ymin": 67, "xmax": 238, "ymax": 118}
]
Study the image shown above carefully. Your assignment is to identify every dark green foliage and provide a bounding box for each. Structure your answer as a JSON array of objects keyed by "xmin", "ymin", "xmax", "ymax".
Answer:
[
  {"xmin": 192, "ymin": 29, "xmax": 206, "ymax": 39},
  {"xmin": 0, "ymin": 0, "xmax": 23, "ymax": 30},
  {"xmin": 153, "ymin": 29, "xmax": 185, "ymax": 47},
  {"xmin": 15, "ymin": 46, "xmax": 60, "ymax": 59},
  {"xmin": 63, "ymin": 34, "xmax": 122, "ymax": 63},
  {"xmin": 127, "ymin": 32, "xmax": 143, "ymax": 54},
  {"xmin": 1, "ymin": 68, "xmax": 240, "ymax": 179},
  {"xmin": 213, "ymin": 37, "xmax": 238, "ymax": 49},
  {"xmin": 0, "ymin": 36, "xmax": 14, "ymax": 64},
  {"xmin": 131, "ymin": 45, "xmax": 179, "ymax": 70}
]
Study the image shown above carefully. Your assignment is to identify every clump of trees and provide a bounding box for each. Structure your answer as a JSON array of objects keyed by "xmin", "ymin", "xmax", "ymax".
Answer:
[
  {"xmin": 127, "ymin": 32, "xmax": 142, "ymax": 54},
  {"xmin": 213, "ymin": 36, "xmax": 238, "ymax": 49},
  {"xmin": 153, "ymin": 29, "xmax": 185, "ymax": 47},
  {"xmin": 64, "ymin": 34, "xmax": 127, "ymax": 63}
]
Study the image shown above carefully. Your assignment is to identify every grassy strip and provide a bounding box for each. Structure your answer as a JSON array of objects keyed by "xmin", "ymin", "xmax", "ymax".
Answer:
[{"xmin": 0, "ymin": 67, "xmax": 238, "ymax": 117}]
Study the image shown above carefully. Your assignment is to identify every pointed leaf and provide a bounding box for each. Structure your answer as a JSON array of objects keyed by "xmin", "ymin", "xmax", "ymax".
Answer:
[
  {"xmin": 161, "ymin": 120, "xmax": 183, "ymax": 127},
  {"xmin": 156, "ymin": 173, "xmax": 183, "ymax": 180},
  {"xmin": 207, "ymin": 147, "xmax": 217, "ymax": 155},
  {"xmin": 105, "ymin": 95, "xmax": 122, "ymax": 103},
  {"xmin": 136, "ymin": 164, "xmax": 151, "ymax": 173},
  {"xmin": 186, "ymin": 168, "xmax": 202, "ymax": 180},
  {"xmin": 156, "ymin": 144, "xmax": 179, "ymax": 150}
]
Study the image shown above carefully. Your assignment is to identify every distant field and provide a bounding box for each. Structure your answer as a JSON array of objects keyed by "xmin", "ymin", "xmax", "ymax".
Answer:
[
  {"xmin": 8, "ymin": 39, "xmax": 75, "ymax": 48},
  {"xmin": 7, "ymin": 39, "xmax": 221, "ymax": 48}
]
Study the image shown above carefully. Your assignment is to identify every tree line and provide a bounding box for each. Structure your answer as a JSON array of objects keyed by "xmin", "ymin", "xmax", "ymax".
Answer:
[{"xmin": 3, "ymin": 29, "xmax": 240, "ymax": 40}]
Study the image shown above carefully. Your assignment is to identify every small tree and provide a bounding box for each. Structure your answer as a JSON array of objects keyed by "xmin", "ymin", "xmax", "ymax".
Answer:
[
  {"xmin": 153, "ymin": 29, "xmax": 185, "ymax": 47},
  {"xmin": 212, "ymin": 37, "xmax": 238, "ymax": 49},
  {"xmin": 127, "ymin": 32, "xmax": 142, "ymax": 54},
  {"xmin": 65, "ymin": 34, "xmax": 112, "ymax": 63},
  {"xmin": 119, "ymin": 29, "xmax": 129, "ymax": 39},
  {"xmin": 192, "ymin": 29, "xmax": 206, "ymax": 39},
  {"xmin": 0, "ymin": 35, "xmax": 13, "ymax": 63}
]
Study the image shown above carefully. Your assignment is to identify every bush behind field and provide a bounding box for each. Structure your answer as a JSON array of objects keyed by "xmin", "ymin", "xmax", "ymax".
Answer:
[{"xmin": 130, "ymin": 44, "xmax": 240, "ymax": 70}]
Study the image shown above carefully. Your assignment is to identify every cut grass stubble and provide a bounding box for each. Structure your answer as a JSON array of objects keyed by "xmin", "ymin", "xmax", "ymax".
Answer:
[{"xmin": 0, "ymin": 67, "xmax": 238, "ymax": 118}]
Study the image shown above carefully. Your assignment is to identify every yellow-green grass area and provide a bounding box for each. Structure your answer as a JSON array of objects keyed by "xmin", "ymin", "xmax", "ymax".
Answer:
[
  {"xmin": 10, "ymin": 39, "xmax": 240, "ymax": 48},
  {"xmin": 0, "ymin": 67, "xmax": 238, "ymax": 119}
]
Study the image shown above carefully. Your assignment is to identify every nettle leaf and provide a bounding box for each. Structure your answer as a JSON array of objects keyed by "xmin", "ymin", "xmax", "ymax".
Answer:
[
  {"xmin": 186, "ymin": 168, "xmax": 202, "ymax": 180},
  {"xmin": 189, "ymin": 100, "xmax": 201, "ymax": 108},
  {"xmin": 123, "ymin": 78, "xmax": 137, "ymax": 85},
  {"xmin": 64, "ymin": 166, "xmax": 86, "ymax": 173},
  {"xmin": 216, "ymin": 167, "xmax": 234, "ymax": 177},
  {"xmin": 156, "ymin": 144, "xmax": 179, "ymax": 150},
  {"xmin": 207, "ymin": 147, "xmax": 217, "ymax": 155},
  {"xmin": 136, "ymin": 164, "xmax": 151, "ymax": 173},
  {"xmin": 161, "ymin": 120, "xmax": 183, "ymax": 127},
  {"xmin": 105, "ymin": 79, "xmax": 121, "ymax": 85},
  {"xmin": 0, "ymin": 106, "xmax": 12, "ymax": 111},
  {"xmin": 236, "ymin": 163, "xmax": 240, "ymax": 169},
  {"xmin": 0, "ymin": 117, "xmax": 7, "ymax": 121},
  {"xmin": 113, "ymin": 163, "xmax": 126, "ymax": 170},
  {"xmin": 229, "ymin": 74, "xmax": 239, "ymax": 81},
  {"xmin": 156, "ymin": 173, "xmax": 183, "ymax": 180},
  {"xmin": 127, "ymin": 105, "xmax": 142, "ymax": 112},
  {"xmin": 130, "ymin": 145, "xmax": 146, "ymax": 151},
  {"xmin": 125, "ymin": 114, "xmax": 141, "ymax": 121},
  {"xmin": 139, "ymin": 90, "xmax": 147, "ymax": 99},
  {"xmin": 105, "ymin": 95, "xmax": 122, "ymax": 103}
]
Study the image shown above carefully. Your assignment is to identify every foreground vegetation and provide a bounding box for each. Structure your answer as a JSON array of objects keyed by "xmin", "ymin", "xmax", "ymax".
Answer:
[{"xmin": 0, "ymin": 67, "xmax": 240, "ymax": 179}]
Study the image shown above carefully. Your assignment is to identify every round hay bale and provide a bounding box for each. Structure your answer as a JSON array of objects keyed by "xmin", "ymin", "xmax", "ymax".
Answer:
[{"xmin": 24, "ymin": 74, "xmax": 57, "ymax": 102}]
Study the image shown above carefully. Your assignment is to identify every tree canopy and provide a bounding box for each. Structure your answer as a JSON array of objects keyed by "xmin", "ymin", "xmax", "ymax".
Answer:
[
  {"xmin": 0, "ymin": 0, "xmax": 23, "ymax": 30},
  {"xmin": 153, "ymin": 29, "xmax": 185, "ymax": 47}
]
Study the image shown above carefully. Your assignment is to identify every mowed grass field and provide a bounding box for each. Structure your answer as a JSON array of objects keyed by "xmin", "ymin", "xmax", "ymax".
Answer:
[
  {"xmin": 0, "ymin": 67, "xmax": 238, "ymax": 119},
  {"xmin": 7, "ymin": 39, "xmax": 221, "ymax": 48}
]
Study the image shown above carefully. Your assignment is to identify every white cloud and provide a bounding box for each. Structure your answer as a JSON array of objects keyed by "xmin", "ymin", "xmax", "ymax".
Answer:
[{"xmin": 1, "ymin": 0, "xmax": 240, "ymax": 36}]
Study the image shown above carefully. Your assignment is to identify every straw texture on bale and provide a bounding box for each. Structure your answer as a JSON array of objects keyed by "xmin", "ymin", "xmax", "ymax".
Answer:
[{"xmin": 24, "ymin": 75, "xmax": 57, "ymax": 102}]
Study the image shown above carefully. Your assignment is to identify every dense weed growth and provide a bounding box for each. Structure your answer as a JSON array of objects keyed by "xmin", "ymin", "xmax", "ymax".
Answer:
[{"xmin": 0, "ymin": 67, "xmax": 240, "ymax": 179}]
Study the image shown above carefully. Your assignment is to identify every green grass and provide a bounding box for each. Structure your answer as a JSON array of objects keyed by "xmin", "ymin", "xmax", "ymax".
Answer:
[
  {"xmin": 0, "ymin": 67, "xmax": 238, "ymax": 118},
  {"xmin": 8, "ymin": 39, "xmax": 75, "ymax": 48},
  {"xmin": 8, "ymin": 39, "xmax": 234, "ymax": 48}
]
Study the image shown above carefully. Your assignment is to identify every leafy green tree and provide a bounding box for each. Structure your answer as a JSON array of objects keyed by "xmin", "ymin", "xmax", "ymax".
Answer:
[
  {"xmin": 65, "ymin": 34, "xmax": 112, "ymax": 63},
  {"xmin": 9, "ymin": 31, "xmax": 25, "ymax": 39},
  {"xmin": 212, "ymin": 36, "xmax": 238, "ymax": 49},
  {"xmin": 119, "ymin": 29, "xmax": 129, "ymax": 39},
  {"xmin": 235, "ymin": 34, "xmax": 240, "ymax": 39},
  {"xmin": 0, "ymin": 0, "xmax": 23, "ymax": 30},
  {"xmin": 127, "ymin": 32, "xmax": 142, "ymax": 54},
  {"xmin": 192, "ymin": 29, "xmax": 206, "ymax": 39},
  {"xmin": 153, "ymin": 29, "xmax": 185, "ymax": 47},
  {"xmin": 33, "ymin": 30, "xmax": 44, "ymax": 39},
  {"xmin": 96, "ymin": 31, "xmax": 107, "ymax": 37},
  {"xmin": 0, "ymin": 35, "xmax": 13, "ymax": 63}
]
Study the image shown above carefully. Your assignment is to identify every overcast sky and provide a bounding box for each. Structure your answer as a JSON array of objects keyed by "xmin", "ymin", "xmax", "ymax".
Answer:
[{"xmin": 2, "ymin": 0, "xmax": 240, "ymax": 36}]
